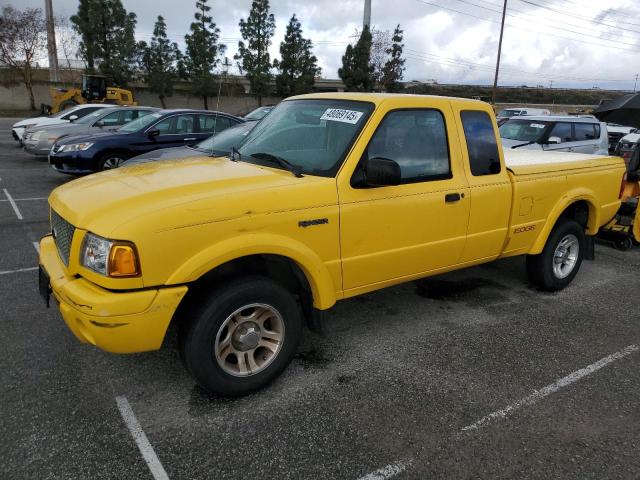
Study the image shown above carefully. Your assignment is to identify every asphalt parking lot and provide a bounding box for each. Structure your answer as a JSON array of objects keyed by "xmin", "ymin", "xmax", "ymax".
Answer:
[{"xmin": 2, "ymin": 116, "xmax": 640, "ymax": 480}]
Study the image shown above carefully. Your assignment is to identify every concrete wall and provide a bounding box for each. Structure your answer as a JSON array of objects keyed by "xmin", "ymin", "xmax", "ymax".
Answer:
[{"xmin": 0, "ymin": 81, "xmax": 281, "ymax": 116}]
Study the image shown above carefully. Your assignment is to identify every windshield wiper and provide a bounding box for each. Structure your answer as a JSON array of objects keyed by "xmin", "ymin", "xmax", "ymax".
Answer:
[
  {"xmin": 249, "ymin": 152, "xmax": 304, "ymax": 177},
  {"xmin": 511, "ymin": 140, "xmax": 538, "ymax": 149},
  {"xmin": 229, "ymin": 146, "xmax": 242, "ymax": 161}
]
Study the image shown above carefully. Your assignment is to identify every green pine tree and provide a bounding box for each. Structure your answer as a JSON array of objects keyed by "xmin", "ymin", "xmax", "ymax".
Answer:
[
  {"xmin": 274, "ymin": 14, "xmax": 321, "ymax": 97},
  {"xmin": 183, "ymin": 0, "xmax": 225, "ymax": 109},
  {"xmin": 71, "ymin": 0, "xmax": 138, "ymax": 86},
  {"xmin": 338, "ymin": 26, "xmax": 374, "ymax": 92},
  {"xmin": 381, "ymin": 25, "xmax": 406, "ymax": 93},
  {"xmin": 137, "ymin": 16, "xmax": 180, "ymax": 108},
  {"xmin": 235, "ymin": 0, "xmax": 276, "ymax": 106}
]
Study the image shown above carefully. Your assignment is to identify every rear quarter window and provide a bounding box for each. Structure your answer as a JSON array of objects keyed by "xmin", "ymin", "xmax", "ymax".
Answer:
[{"xmin": 460, "ymin": 110, "xmax": 501, "ymax": 176}]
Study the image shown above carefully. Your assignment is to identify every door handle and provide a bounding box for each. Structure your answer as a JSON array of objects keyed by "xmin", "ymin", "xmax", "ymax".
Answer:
[
  {"xmin": 445, "ymin": 193, "xmax": 462, "ymax": 203},
  {"xmin": 184, "ymin": 137, "xmax": 197, "ymax": 141}
]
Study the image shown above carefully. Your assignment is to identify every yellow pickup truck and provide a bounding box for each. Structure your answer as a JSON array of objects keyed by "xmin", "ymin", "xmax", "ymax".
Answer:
[{"xmin": 39, "ymin": 93, "xmax": 625, "ymax": 396}]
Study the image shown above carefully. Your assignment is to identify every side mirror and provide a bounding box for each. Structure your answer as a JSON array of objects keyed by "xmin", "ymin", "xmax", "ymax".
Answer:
[
  {"xmin": 547, "ymin": 136, "xmax": 561, "ymax": 145},
  {"xmin": 147, "ymin": 129, "xmax": 160, "ymax": 138},
  {"xmin": 360, "ymin": 157, "xmax": 401, "ymax": 187},
  {"xmin": 95, "ymin": 120, "xmax": 104, "ymax": 127},
  {"xmin": 68, "ymin": 114, "xmax": 78, "ymax": 122}
]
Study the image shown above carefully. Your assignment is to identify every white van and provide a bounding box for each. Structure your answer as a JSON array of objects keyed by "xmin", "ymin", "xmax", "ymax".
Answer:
[{"xmin": 500, "ymin": 115, "xmax": 609, "ymax": 155}]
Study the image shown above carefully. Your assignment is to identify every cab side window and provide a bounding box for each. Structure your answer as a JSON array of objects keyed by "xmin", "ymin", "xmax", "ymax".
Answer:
[
  {"xmin": 366, "ymin": 109, "xmax": 451, "ymax": 184},
  {"xmin": 199, "ymin": 115, "xmax": 233, "ymax": 133},
  {"xmin": 461, "ymin": 110, "xmax": 501, "ymax": 176},
  {"xmin": 574, "ymin": 123, "xmax": 597, "ymax": 141},
  {"xmin": 153, "ymin": 114, "xmax": 196, "ymax": 134},
  {"xmin": 98, "ymin": 111, "xmax": 123, "ymax": 127},
  {"xmin": 548, "ymin": 122, "xmax": 572, "ymax": 143}
]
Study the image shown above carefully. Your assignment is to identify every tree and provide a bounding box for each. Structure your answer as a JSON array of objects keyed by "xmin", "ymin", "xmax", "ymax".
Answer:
[
  {"xmin": 235, "ymin": 0, "xmax": 276, "ymax": 106},
  {"xmin": 138, "ymin": 16, "xmax": 180, "ymax": 108},
  {"xmin": 56, "ymin": 16, "xmax": 84, "ymax": 85},
  {"xmin": 70, "ymin": 0, "xmax": 96, "ymax": 70},
  {"xmin": 71, "ymin": 0, "xmax": 138, "ymax": 87},
  {"xmin": 0, "ymin": 6, "xmax": 47, "ymax": 110},
  {"xmin": 274, "ymin": 15, "xmax": 320, "ymax": 97},
  {"xmin": 183, "ymin": 0, "xmax": 225, "ymax": 109},
  {"xmin": 368, "ymin": 28, "xmax": 392, "ymax": 86},
  {"xmin": 338, "ymin": 26, "xmax": 374, "ymax": 92},
  {"xmin": 381, "ymin": 25, "xmax": 406, "ymax": 93}
]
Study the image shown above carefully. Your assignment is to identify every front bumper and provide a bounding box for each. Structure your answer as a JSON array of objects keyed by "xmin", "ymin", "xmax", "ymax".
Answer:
[
  {"xmin": 23, "ymin": 139, "xmax": 51, "ymax": 156},
  {"xmin": 12, "ymin": 127, "xmax": 24, "ymax": 143},
  {"xmin": 49, "ymin": 151, "xmax": 97, "ymax": 174},
  {"xmin": 39, "ymin": 235, "xmax": 188, "ymax": 353}
]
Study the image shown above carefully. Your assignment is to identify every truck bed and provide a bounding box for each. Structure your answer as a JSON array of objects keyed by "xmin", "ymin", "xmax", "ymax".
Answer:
[{"xmin": 504, "ymin": 149, "xmax": 622, "ymax": 175}]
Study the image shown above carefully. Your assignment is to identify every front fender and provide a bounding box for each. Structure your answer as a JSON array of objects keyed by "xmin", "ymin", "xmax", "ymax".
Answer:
[
  {"xmin": 529, "ymin": 190, "xmax": 599, "ymax": 255},
  {"xmin": 165, "ymin": 233, "xmax": 338, "ymax": 310}
]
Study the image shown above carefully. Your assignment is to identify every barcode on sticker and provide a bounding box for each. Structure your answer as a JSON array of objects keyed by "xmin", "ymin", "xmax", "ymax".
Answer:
[{"xmin": 320, "ymin": 108, "xmax": 364, "ymax": 124}]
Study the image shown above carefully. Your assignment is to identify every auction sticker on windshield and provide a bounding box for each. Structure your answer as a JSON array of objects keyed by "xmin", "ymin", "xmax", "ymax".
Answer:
[
  {"xmin": 320, "ymin": 108, "xmax": 364, "ymax": 124},
  {"xmin": 530, "ymin": 123, "xmax": 546, "ymax": 129}
]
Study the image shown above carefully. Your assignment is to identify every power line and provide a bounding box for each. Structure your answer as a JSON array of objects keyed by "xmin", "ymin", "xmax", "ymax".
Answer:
[
  {"xmin": 414, "ymin": 0, "xmax": 638, "ymax": 52},
  {"xmin": 451, "ymin": 0, "xmax": 640, "ymax": 47},
  {"xmin": 515, "ymin": 0, "xmax": 640, "ymax": 36},
  {"xmin": 528, "ymin": 0, "xmax": 640, "ymax": 29}
]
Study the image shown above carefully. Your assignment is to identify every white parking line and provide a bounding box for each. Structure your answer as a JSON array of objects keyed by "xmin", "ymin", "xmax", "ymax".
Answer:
[
  {"xmin": 358, "ymin": 460, "xmax": 412, "ymax": 480},
  {"xmin": 0, "ymin": 266, "xmax": 38, "ymax": 275},
  {"xmin": 3, "ymin": 188, "xmax": 23, "ymax": 220},
  {"xmin": 462, "ymin": 344, "xmax": 640, "ymax": 432},
  {"xmin": 32, "ymin": 242, "xmax": 40, "ymax": 254},
  {"xmin": 115, "ymin": 396, "xmax": 169, "ymax": 480},
  {"xmin": 0, "ymin": 196, "xmax": 47, "ymax": 202}
]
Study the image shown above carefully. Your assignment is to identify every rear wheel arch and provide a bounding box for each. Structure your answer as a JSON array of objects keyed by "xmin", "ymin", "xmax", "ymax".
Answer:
[{"xmin": 530, "ymin": 197, "xmax": 598, "ymax": 254}]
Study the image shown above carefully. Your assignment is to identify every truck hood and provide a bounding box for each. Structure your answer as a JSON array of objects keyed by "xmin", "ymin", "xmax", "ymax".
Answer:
[{"xmin": 49, "ymin": 156, "xmax": 336, "ymax": 237}]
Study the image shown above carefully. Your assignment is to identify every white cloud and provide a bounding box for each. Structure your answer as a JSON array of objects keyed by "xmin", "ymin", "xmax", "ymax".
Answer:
[{"xmin": 16, "ymin": 0, "xmax": 640, "ymax": 89}]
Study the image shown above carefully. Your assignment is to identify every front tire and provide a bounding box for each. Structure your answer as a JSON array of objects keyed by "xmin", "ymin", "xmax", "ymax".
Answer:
[
  {"xmin": 98, "ymin": 152, "xmax": 127, "ymax": 171},
  {"xmin": 180, "ymin": 276, "xmax": 303, "ymax": 397},
  {"xmin": 526, "ymin": 218, "xmax": 585, "ymax": 291}
]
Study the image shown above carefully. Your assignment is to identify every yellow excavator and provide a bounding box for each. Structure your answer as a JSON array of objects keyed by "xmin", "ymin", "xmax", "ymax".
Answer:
[{"xmin": 42, "ymin": 74, "xmax": 137, "ymax": 114}]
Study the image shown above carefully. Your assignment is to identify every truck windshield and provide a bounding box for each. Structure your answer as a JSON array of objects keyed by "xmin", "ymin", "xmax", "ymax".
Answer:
[
  {"xmin": 237, "ymin": 99, "xmax": 374, "ymax": 177},
  {"xmin": 499, "ymin": 119, "xmax": 551, "ymax": 142}
]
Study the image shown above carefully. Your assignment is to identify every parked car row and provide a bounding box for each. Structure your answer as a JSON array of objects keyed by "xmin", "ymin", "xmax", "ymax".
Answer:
[{"xmin": 12, "ymin": 105, "xmax": 259, "ymax": 174}]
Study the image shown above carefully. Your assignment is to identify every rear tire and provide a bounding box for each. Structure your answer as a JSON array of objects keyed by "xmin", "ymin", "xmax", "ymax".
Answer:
[
  {"xmin": 526, "ymin": 218, "xmax": 585, "ymax": 291},
  {"xmin": 179, "ymin": 276, "xmax": 303, "ymax": 397}
]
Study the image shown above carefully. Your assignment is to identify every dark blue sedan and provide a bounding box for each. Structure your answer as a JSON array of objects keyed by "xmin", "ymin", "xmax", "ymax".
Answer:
[{"xmin": 49, "ymin": 109, "xmax": 244, "ymax": 174}]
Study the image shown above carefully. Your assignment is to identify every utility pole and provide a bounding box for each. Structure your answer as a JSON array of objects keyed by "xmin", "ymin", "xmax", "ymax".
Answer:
[
  {"xmin": 492, "ymin": 0, "xmax": 507, "ymax": 106},
  {"xmin": 363, "ymin": 0, "xmax": 372, "ymax": 29},
  {"xmin": 634, "ymin": 74, "xmax": 638, "ymax": 93},
  {"xmin": 44, "ymin": 0, "xmax": 60, "ymax": 82}
]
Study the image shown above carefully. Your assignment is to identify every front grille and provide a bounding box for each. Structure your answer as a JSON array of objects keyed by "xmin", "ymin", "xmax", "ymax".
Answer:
[
  {"xmin": 608, "ymin": 132, "xmax": 625, "ymax": 153},
  {"xmin": 51, "ymin": 210, "xmax": 75, "ymax": 266}
]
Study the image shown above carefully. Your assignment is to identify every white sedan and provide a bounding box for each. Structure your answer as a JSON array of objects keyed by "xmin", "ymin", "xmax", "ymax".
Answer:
[{"xmin": 12, "ymin": 104, "xmax": 111, "ymax": 144}]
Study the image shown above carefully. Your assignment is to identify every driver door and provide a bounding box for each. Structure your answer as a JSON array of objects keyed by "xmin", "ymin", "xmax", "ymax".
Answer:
[{"xmin": 338, "ymin": 102, "xmax": 470, "ymax": 291}]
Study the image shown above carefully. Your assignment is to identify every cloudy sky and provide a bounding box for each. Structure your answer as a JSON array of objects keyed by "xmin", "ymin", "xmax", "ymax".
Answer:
[{"xmin": 16, "ymin": 0, "xmax": 640, "ymax": 90}]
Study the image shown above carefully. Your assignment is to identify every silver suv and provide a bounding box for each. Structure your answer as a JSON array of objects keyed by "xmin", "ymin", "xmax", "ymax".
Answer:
[{"xmin": 499, "ymin": 116, "xmax": 609, "ymax": 155}]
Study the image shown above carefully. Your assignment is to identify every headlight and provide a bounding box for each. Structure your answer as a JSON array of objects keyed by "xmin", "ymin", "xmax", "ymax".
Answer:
[
  {"xmin": 81, "ymin": 232, "xmax": 140, "ymax": 277},
  {"xmin": 59, "ymin": 142, "xmax": 94, "ymax": 152},
  {"xmin": 21, "ymin": 123, "xmax": 36, "ymax": 129}
]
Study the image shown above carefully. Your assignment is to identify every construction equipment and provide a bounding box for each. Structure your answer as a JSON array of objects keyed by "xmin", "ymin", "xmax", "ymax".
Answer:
[
  {"xmin": 598, "ymin": 145, "xmax": 640, "ymax": 250},
  {"xmin": 42, "ymin": 74, "xmax": 137, "ymax": 114}
]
